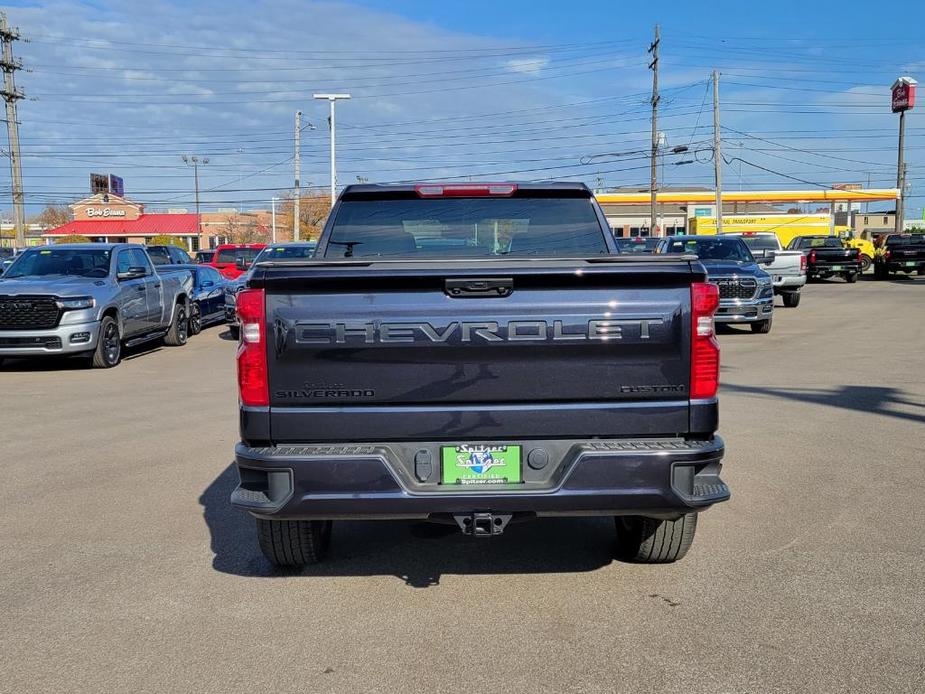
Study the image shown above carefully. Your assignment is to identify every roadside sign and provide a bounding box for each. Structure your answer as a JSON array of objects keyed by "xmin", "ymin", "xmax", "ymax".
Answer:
[
  {"xmin": 90, "ymin": 173, "xmax": 109, "ymax": 195},
  {"xmin": 891, "ymin": 77, "xmax": 917, "ymax": 113},
  {"xmin": 109, "ymin": 175, "xmax": 124, "ymax": 197}
]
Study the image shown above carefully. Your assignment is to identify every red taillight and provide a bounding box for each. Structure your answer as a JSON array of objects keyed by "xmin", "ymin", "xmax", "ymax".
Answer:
[
  {"xmin": 236, "ymin": 288, "xmax": 268, "ymax": 407},
  {"xmin": 800, "ymin": 254, "xmax": 807, "ymax": 273},
  {"xmin": 415, "ymin": 183, "xmax": 517, "ymax": 197},
  {"xmin": 885, "ymin": 249, "xmax": 891, "ymax": 260},
  {"xmin": 691, "ymin": 282, "xmax": 720, "ymax": 400},
  {"xmin": 808, "ymin": 249, "xmax": 816, "ymax": 264}
]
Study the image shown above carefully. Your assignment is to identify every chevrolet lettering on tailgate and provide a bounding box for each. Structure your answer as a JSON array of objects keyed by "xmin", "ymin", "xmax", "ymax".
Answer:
[{"xmin": 294, "ymin": 318, "xmax": 665, "ymax": 344}]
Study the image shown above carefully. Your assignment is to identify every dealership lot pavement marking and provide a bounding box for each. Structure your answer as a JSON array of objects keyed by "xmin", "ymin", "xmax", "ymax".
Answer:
[{"xmin": 2, "ymin": 279, "xmax": 924, "ymax": 694}]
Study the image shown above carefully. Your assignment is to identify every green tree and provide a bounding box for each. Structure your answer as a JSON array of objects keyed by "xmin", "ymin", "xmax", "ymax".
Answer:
[
  {"xmin": 149, "ymin": 234, "xmax": 188, "ymax": 248},
  {"xmin": 54, "ymin": 235, "xmax": 91, "ymax": 244}
]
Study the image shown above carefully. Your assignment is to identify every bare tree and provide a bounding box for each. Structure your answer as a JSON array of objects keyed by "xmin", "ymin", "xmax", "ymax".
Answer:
[
  {"xmin": 278, "ymin": 189, "xmax": 330, "ymax": 241},
  {"xmin": 31, "ymin": 204, "xmax": 71, "ymax": 228},
  {"xmin": 222, "ymin": 215, "xmax": 265, "ymax": 244}
]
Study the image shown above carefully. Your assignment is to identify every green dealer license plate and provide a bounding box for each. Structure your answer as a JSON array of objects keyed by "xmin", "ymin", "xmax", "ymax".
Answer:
[
  {"xmin": 441, "ymin": 445, "xmax": 522, "ymax": 485},
  {"xmin": 831, "ymin": 265, "xmax": 843, "ymax": 271}
]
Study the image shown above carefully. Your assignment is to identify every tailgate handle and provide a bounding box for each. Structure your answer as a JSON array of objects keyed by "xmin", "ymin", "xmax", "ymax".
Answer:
[{"xmin": 445, "ymin": 277, "xmax": 513, "ymax": 298}]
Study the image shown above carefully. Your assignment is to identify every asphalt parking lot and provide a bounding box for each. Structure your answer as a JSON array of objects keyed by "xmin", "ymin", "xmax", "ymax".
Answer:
[{"xmin": 2, "ymin": 276, "xmax": 924, "ymax": 694}]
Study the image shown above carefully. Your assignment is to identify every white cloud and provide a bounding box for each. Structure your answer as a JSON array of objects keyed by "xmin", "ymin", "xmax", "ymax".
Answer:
[{"xmin": 505, "ymin": 57, "xmax": 550, "ymax": 75}]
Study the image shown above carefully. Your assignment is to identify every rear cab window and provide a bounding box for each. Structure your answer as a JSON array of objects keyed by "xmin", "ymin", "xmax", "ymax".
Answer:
[
  {"xmin": 216, "ymin": 248, "xmax": 261, "ymax": 264},
  {"xmin": 322, "ymin": 189, "xmax": 609, "ymax": 259},
  {"xmin": 736, "ymin": 235, "xmax": 778, "ymax": 252},
  {"xmin": 886, "ymin": 234, "xmax": 925, "ymax": 247},
  {"xmin": 146, "ymin": 247, "xmax": 170, "ymax": 265}
]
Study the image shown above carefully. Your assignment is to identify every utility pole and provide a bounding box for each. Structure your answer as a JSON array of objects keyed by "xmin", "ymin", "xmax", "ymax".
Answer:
[
  {"xmin": 647, "ymin": 25, "xmax": 659, "ymax": 236},
  {"xmin": 713, "ymin": 70, "xmax": 724, "ymax": 235},
  {"xmin": 314, "ymin": 93, "xmax": 351, "ymax": 206},
  {"xmin": 182, "ymin": 155, "xmax": 209, "ymax": 250},
  {"xmin": 1, "ymin": 12, "xmax": 25, "ymax": 247},
  {"xmin": 271, "ymin": 196, "xmax": 278, "ymax": 243},
  {"xmin": 293, "ymin": 110, "xmax": 301, "ymax": 241}
]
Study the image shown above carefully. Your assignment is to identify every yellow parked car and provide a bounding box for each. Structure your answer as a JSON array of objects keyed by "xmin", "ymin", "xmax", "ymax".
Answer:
[{"xmin": 843, "ymin": 237, "xmax": 876, "ymax": 273}]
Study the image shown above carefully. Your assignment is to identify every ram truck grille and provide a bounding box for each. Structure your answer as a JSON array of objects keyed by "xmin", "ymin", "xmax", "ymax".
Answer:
[
  {"xmin": 0, "ymin": 295, "xmax": 62, "ymax": 330},
  {"xmin": 713, "ymin": 278, "xmax": 757, "ymax": 300}
]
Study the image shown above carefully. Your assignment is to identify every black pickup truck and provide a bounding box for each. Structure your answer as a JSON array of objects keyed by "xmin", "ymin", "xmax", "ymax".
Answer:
[
  {"xmin": 231, "ymin": 182, "xmax": 729, "ymax": 566},
  {"xmin": 786, "ymin": 235, "xmax": 861, "ymax": 283},
  {"xmin": 874, "ymin": 233, "xmax": 925, "ymax": 279}
]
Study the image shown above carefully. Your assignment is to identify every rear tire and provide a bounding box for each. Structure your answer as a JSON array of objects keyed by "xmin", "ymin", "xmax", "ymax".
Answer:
[
  {"xmin": 188, "ymin": 301, "xmax": 202, "ymax": 336},
  {"xmin": 615, "ymin": 514, "xmax": 698, "ymax": 563},
  {"xmin": 782, "ymin": 291, "xmax": 801, "ymax": 308},
  {"xmin": 257, "ymin": 518, "xmax": 332, "ymax": 567},
  {"xmin": 164, "ymin": 303, "xmax": 188, "ymax": 346},
  {"xmin": 845, "ymin": 272, "xmax": 858, "ymax": 284},
  {"xmin": 751, "ymin": 317, "xmax": 773, "ymax": 333},
  {"xmin": 228, "ymin": 324, "xmax": 240, "ymax": 340},
  {"xmin": 860, "ymin": 254, "xmax": 872, "ymax": 273},
  {"xmin": 92, "ymin": 316, "xmax": 122, "ymax": 368}
]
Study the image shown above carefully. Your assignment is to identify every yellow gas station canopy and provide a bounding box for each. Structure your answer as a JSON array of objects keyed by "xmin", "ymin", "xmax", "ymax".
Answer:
[{"xmin": 595, "ymin": 189, "xmax": 900, "ymax": 204}]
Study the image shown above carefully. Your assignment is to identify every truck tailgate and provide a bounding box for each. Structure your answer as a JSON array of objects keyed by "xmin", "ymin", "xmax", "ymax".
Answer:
[{"xmin": 255, "ymin": 260, "xmax": 701, "ymax": 443}]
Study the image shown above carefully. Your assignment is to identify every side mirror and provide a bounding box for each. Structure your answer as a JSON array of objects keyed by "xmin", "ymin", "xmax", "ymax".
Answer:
[
  {"xmin": 117, "ymin": 266, "xmax": 147, "ymax": 280},
  {"xmin": 757, "ymin": 250, "xmax": 775, "ymax": 265},
  {"xmin": 235, "ymin": 258, "xmax": 251, "ymax": 270}
]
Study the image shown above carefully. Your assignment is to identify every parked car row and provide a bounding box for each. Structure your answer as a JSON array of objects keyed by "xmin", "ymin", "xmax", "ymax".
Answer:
[
  {"xmin": 0, "ymin": 244, "xmax": 193, "ymax": 368},
  {"xmin": 0, "ymin": 241, "xmax": 325, "ymax": 369},
  {"xmin": 611, "ymin": 227, "xmax": 912, "ymax": 335}
]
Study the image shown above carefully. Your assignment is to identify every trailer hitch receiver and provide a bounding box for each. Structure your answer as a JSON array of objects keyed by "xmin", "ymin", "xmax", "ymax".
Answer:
[{"xmin": 454, "ymin": 512, "xmax": 512, "ymax": 537}]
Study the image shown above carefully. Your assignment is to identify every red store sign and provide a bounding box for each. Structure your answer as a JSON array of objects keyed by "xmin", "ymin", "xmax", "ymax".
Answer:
[{"xmin": 892, "ymin": 78, "xmax": 917, "ymax": 113}]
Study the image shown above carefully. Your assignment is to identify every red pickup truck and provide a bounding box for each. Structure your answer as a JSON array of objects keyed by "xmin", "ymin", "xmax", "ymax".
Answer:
[{"xmin": 208, "ymin": 243, "xmax": 265, "ymax": 280}]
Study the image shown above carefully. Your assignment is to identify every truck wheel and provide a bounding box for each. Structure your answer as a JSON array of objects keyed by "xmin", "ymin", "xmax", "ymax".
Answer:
[
  {"xmin": 860, "ymin": 254, "xmax": 872, "ymax": 273},
  {"xmin": 256, "ymin": 518, "xmax": 332, "ymax": 567},
  {"xmin": 188, "ymin": 301, "xmax": 202, "ymax": 336},
  {"xmin": 92, "ymin": 316, "xmax": 122, "ymax": 368},
  {"xmin": 845, "ymin": 272, "xmax": 858, "ymax": 284},
  {"xmin": 228, "ymin": 324, "xmax": 240, "ymax": 340},
  {"xmin": 164, "ymin": 303, "xmax": 188, "ymax": 346},
  {"xmin": 750, "ymin": 317, "xmax": 773, "ymax": 334},
  {"xmin": 615, "ymin": 514, "xmax": 697, "ymax": 563},
  {"xmin": 782, "ymin": 291, "xmax": 801, "ymax": 308}
]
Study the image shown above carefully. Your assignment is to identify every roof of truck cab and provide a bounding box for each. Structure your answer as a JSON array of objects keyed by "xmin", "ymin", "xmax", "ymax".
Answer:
[
  {"xmin": 340, "ymin": 181, "xmax": 592, "ymax": 196},
  {"xmin": 27, "ymin": 242, "xmax": 138, "ymax": 251}
]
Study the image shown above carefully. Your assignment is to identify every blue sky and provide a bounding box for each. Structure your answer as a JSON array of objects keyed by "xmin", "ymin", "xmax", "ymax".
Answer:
[{"xmin": 2, "ymin": 0, "xmax": 923, "ymax": 218}]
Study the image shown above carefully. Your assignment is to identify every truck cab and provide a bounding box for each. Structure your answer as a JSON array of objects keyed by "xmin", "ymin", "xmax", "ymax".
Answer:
[
  {"xmin": 208, "ymin": 243, "xmax": 265, "ymax": 280},
  {"xmin": 0, "ymin": 243, "xmax": 192, "ymax": 367},
  {"xmin": 721, "ymin": 232, "xmax": 807, "ymax": 308}
]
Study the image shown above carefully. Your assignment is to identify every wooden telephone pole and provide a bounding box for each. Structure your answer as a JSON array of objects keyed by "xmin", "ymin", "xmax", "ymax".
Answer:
[
  {"xmin": 1, "ymin": 12, "xmax": 25, "ymax": 246},
  {"xmin": 648, "ymin": 25, "xmax": 660, "ymax": 235}
]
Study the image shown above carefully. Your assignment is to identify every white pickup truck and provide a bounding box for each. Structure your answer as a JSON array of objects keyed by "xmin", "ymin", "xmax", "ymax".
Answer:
[{"xmin": 721, "ymin": 232, "xmax": 806, "ymax": 308}]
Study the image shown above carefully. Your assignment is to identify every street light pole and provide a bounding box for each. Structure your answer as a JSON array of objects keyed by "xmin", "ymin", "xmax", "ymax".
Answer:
[
  {"xmin": 313, "ymin": 93, "xmax": 351, "ymax": 206},
  {"xmin": 182, "ymin": 154, "xmax": 209, "ymax": 251},
  {"xmin": 271, "ymin": 196, "xmax": 278, "ymax": 243}
]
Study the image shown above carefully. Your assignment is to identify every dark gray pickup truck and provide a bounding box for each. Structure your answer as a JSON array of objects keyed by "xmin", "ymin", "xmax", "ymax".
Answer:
[{"xmin": 231, "ymin": 182, "xmax": 728, "ymax": 566}]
